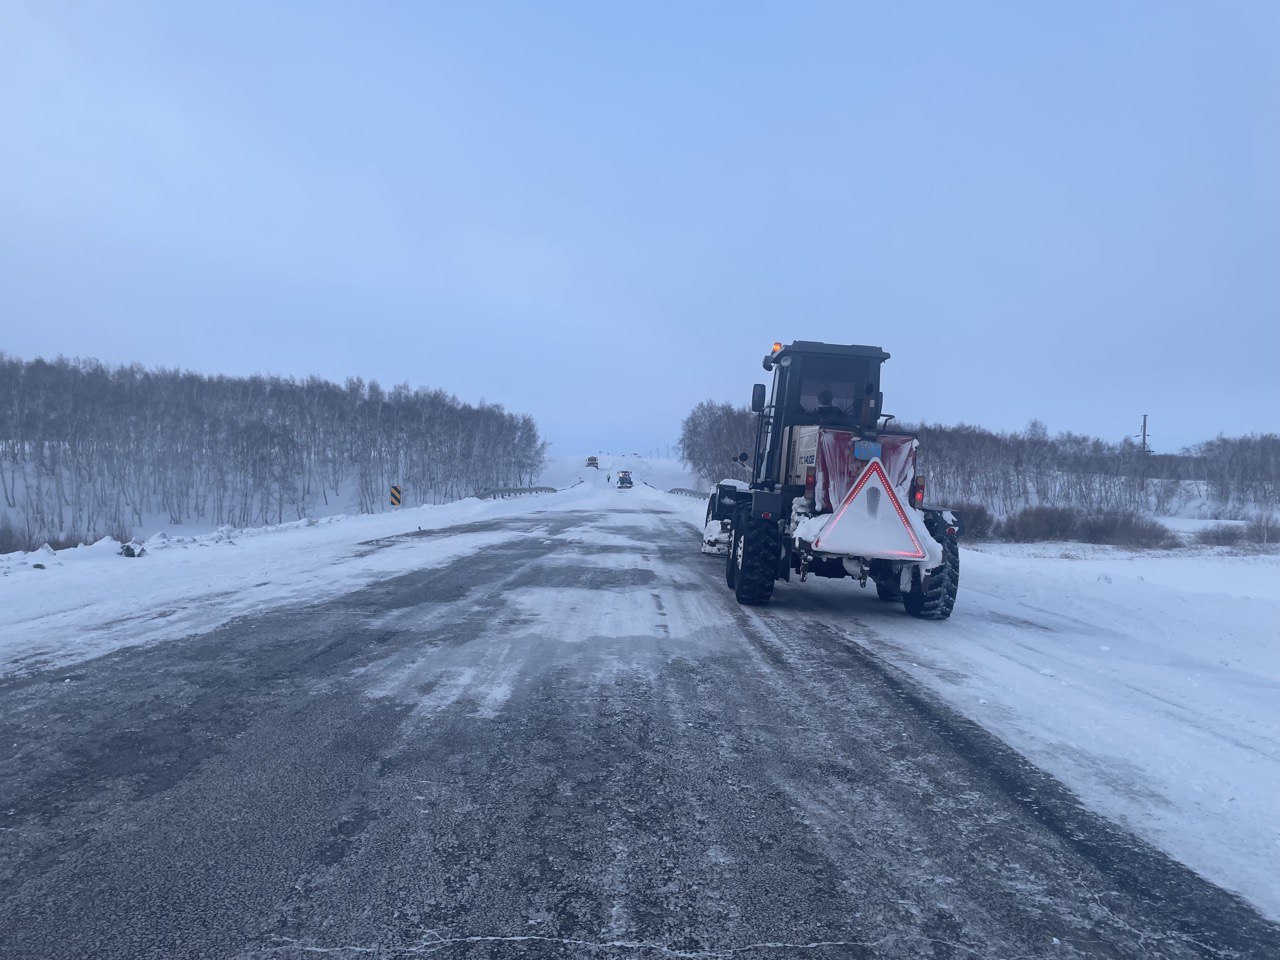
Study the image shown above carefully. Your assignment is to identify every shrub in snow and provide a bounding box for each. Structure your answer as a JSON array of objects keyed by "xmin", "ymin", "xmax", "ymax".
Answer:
[
  {"xmin": 1195, "ymin": 523, "xmax": 1246, "ymax": 547},
  {"xmin": 1, "ymin": 526, "xmax": 138, "ymax": 555},
  {"xmin": 1244, "ymin": 513, "xmax": 1278, "ymax": 545},
  {"xmin": 951, "ymin": 502, "xmax": 994, "ymax": 540},
  {"xmin": 995, "ymin": 506, "xmax": 1177, "ymax": 548},
  {"xmin": 1074, "ymin": 511, "xmax": 1180, "ymax": 549},
  {"xmin": 996, "ymin": 506, "xmax": 1078, "ymax": 542},
  {"xmin": 0, "ymin": 515, "xmax": 23, "ymax": 555}
]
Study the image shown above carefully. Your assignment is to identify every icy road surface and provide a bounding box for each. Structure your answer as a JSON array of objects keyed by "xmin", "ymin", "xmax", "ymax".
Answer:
[{"xmin": 2, "ymin": 487, "xmax": 1279, "ymax": 958}]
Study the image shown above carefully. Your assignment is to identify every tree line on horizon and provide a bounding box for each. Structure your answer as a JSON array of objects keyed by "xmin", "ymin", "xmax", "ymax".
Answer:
[
  {"xmin": 0, "ymin": 354, "xmax": 547, "ymax": 552},
  {"xmin": 679, "ymin": 400, "xmax": 1279, "ymax": 519}
]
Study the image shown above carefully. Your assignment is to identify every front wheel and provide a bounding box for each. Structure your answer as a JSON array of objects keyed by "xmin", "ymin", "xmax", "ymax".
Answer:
[
  {"xmin": 734, "ymin": 515, "xmax": 779, "ymax": 606},
  {"xmin": 904, "ymin": 533, "xmax": 959, "ymax": 620},
  {"xmin": 725, "ymin": 510, "xmax": 742, "ymax": 589}
]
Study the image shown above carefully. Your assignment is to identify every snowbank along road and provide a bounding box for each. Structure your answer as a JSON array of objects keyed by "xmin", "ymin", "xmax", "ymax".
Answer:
[{"xmin": 1, "ymin": 474, "xmax": 1278, "ymax": 959}]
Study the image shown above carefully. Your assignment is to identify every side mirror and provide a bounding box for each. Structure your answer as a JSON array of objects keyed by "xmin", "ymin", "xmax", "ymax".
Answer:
[{"xmin": 750, "ymin": 383, "xmax": 766, "ymax": 412}]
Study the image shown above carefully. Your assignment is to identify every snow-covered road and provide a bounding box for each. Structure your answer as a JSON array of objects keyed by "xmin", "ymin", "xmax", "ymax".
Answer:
[{"xmin": 2, "ymin": 477, "xmax": 1278, "ymax": 959}]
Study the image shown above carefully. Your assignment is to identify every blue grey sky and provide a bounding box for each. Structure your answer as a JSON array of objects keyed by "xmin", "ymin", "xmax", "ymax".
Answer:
[{"xmin": 2, "ymin": 1, "xmax": 1277, "ymax": 455}]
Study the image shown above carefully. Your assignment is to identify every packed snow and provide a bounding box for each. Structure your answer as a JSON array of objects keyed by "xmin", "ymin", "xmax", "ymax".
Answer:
[
  {"xmin": 888, "ymin": 542, "xmax": 1280, "ymax": 920},
  {"xmin": 662, "ymin": 492, "xmax": 1280, "ymax": 922},
  {"xmin": 3, "ymin": 460, "xmax": 1278, "ymax": 923}
]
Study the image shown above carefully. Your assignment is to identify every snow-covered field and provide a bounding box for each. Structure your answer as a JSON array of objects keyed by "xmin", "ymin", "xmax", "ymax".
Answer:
[
  {"xmin": 2, "ymin": 460, "xmax": 1278, "ymax": 923},
  {"xmin": 0, "ymin": 453, "xmax": 702, "ymax": 549}
]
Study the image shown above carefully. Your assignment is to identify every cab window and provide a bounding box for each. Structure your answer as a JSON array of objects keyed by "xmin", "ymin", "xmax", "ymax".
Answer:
[{"xmin": 795, "ymin": 356, "xmax": 872, "ymax": 416}]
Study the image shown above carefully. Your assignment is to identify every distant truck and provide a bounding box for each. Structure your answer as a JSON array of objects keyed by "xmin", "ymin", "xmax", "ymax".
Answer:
[
  {"xmin": 705, "ymin": 340, "xmax": 961, "ymax": 619},
  {"xmin": 617, "ymin": 470, "xmax": 633, "ymax": 489},
  {"xmin": 586, "ymin": 456, "xmax": 599, "ymax": 468}
]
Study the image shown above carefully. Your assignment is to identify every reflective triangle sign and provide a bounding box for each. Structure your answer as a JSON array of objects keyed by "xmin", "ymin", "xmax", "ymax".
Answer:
[{"xmin": 811, "ymin": 457, "xmax": 927, "ymax": 560}]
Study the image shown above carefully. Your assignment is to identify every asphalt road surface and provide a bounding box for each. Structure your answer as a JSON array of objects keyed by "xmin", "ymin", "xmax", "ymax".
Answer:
[{"xmin": 2, "ymin": 504, "xmax": 1277, "ymax": 959}]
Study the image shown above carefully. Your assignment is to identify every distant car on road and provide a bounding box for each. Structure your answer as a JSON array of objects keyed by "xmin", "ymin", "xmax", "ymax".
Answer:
[{"xmin": 617, "ymin": 470, "xmax": 633, "ymax": 489}]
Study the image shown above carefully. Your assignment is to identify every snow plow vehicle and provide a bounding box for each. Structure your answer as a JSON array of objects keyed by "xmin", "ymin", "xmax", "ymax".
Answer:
[
  {"xmin": 617, "ymin": 470, "xmax": 633, "ymax": 489},
  {"xmin": 706, "ymin": 340, "xmax": 962, "ymax": 619},
  {"xmin": 586, "ymin": 456, "xmax": 599, "ymax": 468}
]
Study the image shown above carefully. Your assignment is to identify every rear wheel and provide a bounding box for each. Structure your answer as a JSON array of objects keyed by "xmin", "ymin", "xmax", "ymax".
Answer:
[
  {"xmin": 734, "ymin": 515, "xmax": 779, "ymax": 606},
  {"xmin": 904, "ymin": 533, "xmax": 959, "ymax": 620}
]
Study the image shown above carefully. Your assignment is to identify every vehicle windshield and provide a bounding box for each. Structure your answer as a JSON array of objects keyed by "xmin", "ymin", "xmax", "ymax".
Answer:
[{"xmin": 795, "ymin": 355, "xmax": 874, "ymax": 416}]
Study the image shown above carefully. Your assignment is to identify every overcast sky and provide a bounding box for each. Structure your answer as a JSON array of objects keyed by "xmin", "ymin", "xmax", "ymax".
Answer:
[{"xmin": 2, "ymin": 1, "xmax": 1276, "ymax": 455}]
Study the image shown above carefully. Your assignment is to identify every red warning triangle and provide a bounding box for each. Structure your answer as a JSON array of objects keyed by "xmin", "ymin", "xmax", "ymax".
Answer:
[{"xmin": 811, "ymin": 457, "xmax": 927, "ymax": 560}]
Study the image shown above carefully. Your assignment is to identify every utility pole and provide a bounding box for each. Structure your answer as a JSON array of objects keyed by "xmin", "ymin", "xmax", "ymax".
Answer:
[{"xmin": 1133, "ymin": 414, "xmax": 1151, "ymax": 500}]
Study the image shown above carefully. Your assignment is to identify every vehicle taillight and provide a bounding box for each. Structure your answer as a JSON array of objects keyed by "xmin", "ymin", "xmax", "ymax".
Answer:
[
  {"xmin": 912, "ymin": 475, "xmax": 925, "ymax": 508},
  {"xmin": 805, "ymin": 467, "xmax": 816, "ymax": 499}
]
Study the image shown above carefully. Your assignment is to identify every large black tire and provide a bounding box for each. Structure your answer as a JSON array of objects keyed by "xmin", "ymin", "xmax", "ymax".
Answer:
[
  {"xmin": 725, "ymin": 509, "xmax": 742, "ymax": 589},
  {"xmin": 904, "ymin": 533, "xmax": 959, "ymax": 620},
  {"xmin": 734, "ymin": 515, "xmax": 779, "ymax": 606}
]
